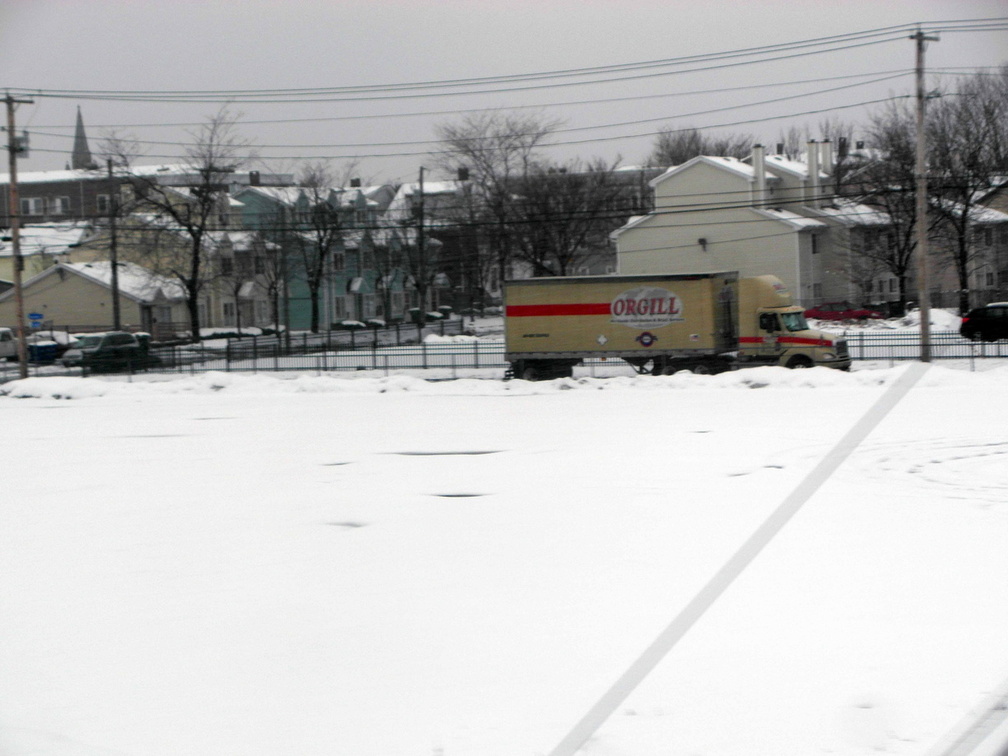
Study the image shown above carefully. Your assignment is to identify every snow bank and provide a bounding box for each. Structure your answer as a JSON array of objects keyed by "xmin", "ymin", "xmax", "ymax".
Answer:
[{"xmin": 4, "ymin": 364, "xmax": 1006, "ymax": 401}]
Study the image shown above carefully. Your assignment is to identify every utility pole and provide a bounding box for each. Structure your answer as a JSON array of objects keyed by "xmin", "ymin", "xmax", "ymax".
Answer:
[
  {"xmin": 5, "ymin": 92, "xmax": 33, "ymax": 380},
  {"xmin": 107, "ymin": 158, "xmax": 122, "ymax": 330},
  {"xmin": 417, "ymin": 166, "xmax": 427, "ymax": 322},
  {"xmin": 912, "ymin": 26, "xmax": 938, "ymax": 362}
]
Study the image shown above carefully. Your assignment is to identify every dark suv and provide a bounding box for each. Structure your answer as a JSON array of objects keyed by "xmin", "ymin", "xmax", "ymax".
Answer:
[
  {"xmin": 960, "ymin": 303, "xmax": 1008, "ymax": 342},
  {"xmin": 61, "ymin": 331, "xmax": 145, "ymax": 371}
]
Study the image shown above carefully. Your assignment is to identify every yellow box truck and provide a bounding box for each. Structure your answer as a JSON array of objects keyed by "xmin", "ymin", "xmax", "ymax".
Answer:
[{"xmin": 504, "ymin": 272, "xmax": 850, "ymax": 379}]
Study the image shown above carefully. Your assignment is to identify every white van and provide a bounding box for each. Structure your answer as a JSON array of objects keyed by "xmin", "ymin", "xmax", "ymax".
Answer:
[{"xmin": 0, "ymin": 327, "xmax": 18, "ymax": 361}]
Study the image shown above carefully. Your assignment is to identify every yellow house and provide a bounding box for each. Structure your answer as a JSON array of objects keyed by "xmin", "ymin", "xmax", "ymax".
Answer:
[
  {"xmin": 0, "ymin": 222, "xmax": 94, "ymax": 282},
  {"xmin": 0, "ymin": 260, "xmax": 188, "ymax": 340}
]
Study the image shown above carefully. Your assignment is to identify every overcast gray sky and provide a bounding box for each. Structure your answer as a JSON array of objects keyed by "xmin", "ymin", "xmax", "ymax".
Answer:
[{"xmin": 2, "ymin": 0, "xmax": 1006, "ymax": 184}]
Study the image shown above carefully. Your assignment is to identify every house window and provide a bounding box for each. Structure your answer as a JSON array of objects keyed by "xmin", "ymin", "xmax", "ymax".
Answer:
[
  {"xmin": 96, "ymin": 194, "xmax": 111, "ymax": 214},
  {"xmin": 987, "ymin": 271, "xmax": 995, "ymax": 287},
  {"xmin": 220, "ymin": 257, "xmax": 234, "ymax": 276},
  {"xmin": 332, "ymin": 252, "xmax": 345, "ymax": 272},
  {"xmin": 222, "ymin": 301, "xmax": 236, "ymax": 325},
  {"xmin": 20, "ymin": 197, "xmax": 44, "ymax": 215},
  {"xmin": 254, "ymin": 256, "xmax": 265, "ymax": 275},
  {"xmin": 363, "ymin": 294, "xmax": 377, "ymax": 319},
  {"xmin": 50, "ymin": 196, "xmax": 71, "ymax": 215},
  {"xmin": 391, "ymin": 291, "xmax": 405, "ymax": 316},
  {"xmin": 811, "ymin": 234, "xmax": 819, "ymax": 254},
  {"xmin": 889, "ymin": 279, "xmax": 896, "ymax": 293},
  {"xmin": 812, "ymin": 283, "xmax": 823, "ymax": 301},
  {"xmin": 333, "ymin": 295, "xmax": 348, "ymax": 320},
  {"xmin": 984, "ymin": 228, "xmax": 993, "ymax": 247}
]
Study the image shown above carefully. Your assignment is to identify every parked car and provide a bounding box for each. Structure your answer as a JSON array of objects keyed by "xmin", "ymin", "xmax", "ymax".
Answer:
[
  {"xmin": 0, "ymin": 327, "xmax": 17, "ymax": 361},
  {"xmin": 60, "ymin": 331, "xmax": 145, "ymax": 371},
  {"xmin": 959, "ymin": 302, "xmax": 1008, "ymax": 342}
]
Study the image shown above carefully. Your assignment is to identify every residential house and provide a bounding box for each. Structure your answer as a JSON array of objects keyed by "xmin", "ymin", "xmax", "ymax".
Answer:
[
  {"xmin": 234, "ymin": 181, "xmax": 405, "ymax": 328},
  {"xmin": 0, "ymin": 221, "xmax": 94, "ymax": 282},
  {"xmin": 612, "ymin": 148, "xmax": 831, "ymax": 306},
  {"xmin": 0, "ymin": 261, "xmax": 187, "ymax": 338}
]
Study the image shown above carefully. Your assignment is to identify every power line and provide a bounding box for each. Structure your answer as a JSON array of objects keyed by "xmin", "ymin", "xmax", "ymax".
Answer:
[
  {"xmin": 24, "ymin": 74, "xmax": 909, "ymax": 152},
  {"xmin": 27, "ymin": 70, "xmax": 917, "ymax": 131}
]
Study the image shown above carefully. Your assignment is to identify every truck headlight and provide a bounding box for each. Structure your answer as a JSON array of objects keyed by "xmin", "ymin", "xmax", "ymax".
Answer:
[{"xmin": 821, "ymin": 352, "xmax": 836, "ymax": 361}]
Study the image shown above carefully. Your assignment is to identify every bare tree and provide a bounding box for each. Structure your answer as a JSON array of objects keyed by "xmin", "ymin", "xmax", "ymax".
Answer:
[
  {"xmin": 927, "ymin": 68, "xmax": 1008, "ymax": 312},
  {"xmin": 649, "ymin": 126, "xmax": 754, "ymax": 166},
  {"xmin": 847, "ymin": 101, "xmax": 923, "ymax": 312},
  {"xmin": 116, "ymin": 109, "xmax": 253, "ymax": 341},
  {"xmin": 435, "ymin": 111, "xmax": 560, "ymax": 287},
  {"xmin": 290, "ymin": 162, "xmax": 346, "ymax": 333},
  {"xmin": 510, "ymin": 157, "xmax": 626, "ymax": 276}
]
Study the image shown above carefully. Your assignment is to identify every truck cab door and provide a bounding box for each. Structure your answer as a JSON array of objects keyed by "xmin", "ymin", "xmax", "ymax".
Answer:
[{"xmin": 758, "ymin": 313, "xmax": 783, "ymax": 353}]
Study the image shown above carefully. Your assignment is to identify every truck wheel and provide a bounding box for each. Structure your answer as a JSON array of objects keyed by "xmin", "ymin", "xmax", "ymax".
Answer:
[
  {"xmin": 521, "ymin": 365, "xmax": 541, "ymax": 381},
  {"xmin": 786, "ymin": 355, "xmax": 813, "ymax": 369}
]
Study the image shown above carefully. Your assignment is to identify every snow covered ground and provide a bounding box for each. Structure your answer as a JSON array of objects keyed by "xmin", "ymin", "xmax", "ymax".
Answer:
[{"xmin": 2, "ymin": 363, "xmax": 1007, "ymax": 756}]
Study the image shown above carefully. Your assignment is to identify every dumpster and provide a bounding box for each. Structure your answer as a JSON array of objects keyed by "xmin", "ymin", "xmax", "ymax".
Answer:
[{"xmin": 28, "ymin": 340, "xmax": 58, "ymax": 364}]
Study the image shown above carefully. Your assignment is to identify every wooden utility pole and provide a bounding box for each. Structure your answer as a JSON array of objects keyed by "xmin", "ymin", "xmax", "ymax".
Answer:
[
  {"xmin": 5, "ymin": 92, "xmax": 33, "ymax": 380},
  {"xmin": 107, "ymin": 158, "xmax": 122, "ymax": 330},
  {"xmin": 912, "ymin": 26, "xmax": 938, "ymax": 362}
]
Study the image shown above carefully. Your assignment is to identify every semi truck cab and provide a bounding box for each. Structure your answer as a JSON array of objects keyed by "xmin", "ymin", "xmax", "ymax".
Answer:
[{"xmin": 738, "ymin": 277, "xmax": 850, "ymax": 370}]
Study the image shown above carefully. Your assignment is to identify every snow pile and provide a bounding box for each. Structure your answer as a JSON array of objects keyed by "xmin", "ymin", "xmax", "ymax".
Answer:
[
  {"xmin": 424, "ymin": 332, "xmax": 480, "ymax": 344},
  {"xmin": 4, "ymin": 364, "xmax": 1007, "ymax": 401}
]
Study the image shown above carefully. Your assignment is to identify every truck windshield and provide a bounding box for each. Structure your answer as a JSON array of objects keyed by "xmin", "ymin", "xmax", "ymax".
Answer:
[{"xmin": 780, "ymin": 312, "xmax": 809, "ymax": 332}]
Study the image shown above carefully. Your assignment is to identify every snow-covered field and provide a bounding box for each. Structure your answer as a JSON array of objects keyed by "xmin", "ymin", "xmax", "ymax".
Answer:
[{"xmin": 2, "ymin": 364, "xmax": 1007, "ymax": 756}]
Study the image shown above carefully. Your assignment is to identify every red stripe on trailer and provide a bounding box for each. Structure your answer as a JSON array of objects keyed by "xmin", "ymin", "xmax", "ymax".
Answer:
[
  {"xmin": 778, "ymin": 336, "xmax": 833, "ymax": 347},
  {"xmin": 507, "ymin": 303, "xmax": 611, "ymax": 317}
]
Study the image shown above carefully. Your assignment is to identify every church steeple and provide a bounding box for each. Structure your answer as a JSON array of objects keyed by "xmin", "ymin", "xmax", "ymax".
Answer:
[{"xmin": 71, "ymin": 106, "xmax": 98, "ymax": 170}]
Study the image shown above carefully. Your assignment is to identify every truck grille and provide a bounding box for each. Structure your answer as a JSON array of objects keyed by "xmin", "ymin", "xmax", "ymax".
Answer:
[{"xmin": 836, "ymin": 339, "xmax": 849, "ymax": 359}]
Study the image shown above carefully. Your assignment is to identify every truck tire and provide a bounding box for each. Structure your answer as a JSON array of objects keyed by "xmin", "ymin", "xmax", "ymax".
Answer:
[
  {"xmin": 786, "ymin": 355, "xmax": 813, "ymax": 369},
  {"xmin": 521, "ymin": 364, "xmax": 541, "ymax": 381}
]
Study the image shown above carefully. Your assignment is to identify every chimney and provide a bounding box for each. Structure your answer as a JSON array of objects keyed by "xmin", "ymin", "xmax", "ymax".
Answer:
[
  {"xmin": 807, "ymin": 140, "xmax": 820, "ymax": 207},
  {"xmin": 350, "ymin": 177, "xmax": 361, "ymax": 188},
  {"xmin": 752, "ymin": 144, "xmax": 766, "ymax": 208},
  {"xmin": 838, "ymin": 137, "xmax": 849, "ymax": 160},
  {"xmin": 820, "ymin": 140, "xmax": 833, "ymax": 177},
  {"xmin": 249, "ymin": 170, "xmax": 260, "ymax": 186},
  {"xmin": 776, "ymin": 142, "xmax": 785, "ymax": 156},
  {"xmin": 457, "ymin": 167, "xmax": 469, "ymax": 181}
]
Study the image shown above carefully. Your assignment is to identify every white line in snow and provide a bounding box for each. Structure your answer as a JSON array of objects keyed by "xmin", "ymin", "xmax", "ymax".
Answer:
[{"xmin": 546, "ymin": 361, "xmax": 931, "ymax": 756}]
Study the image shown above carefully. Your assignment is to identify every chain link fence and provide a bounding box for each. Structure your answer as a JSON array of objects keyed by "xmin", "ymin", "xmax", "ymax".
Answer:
[{"xmin": 3, "ymin": 328, "xmax": 1007, "ymax": 383}]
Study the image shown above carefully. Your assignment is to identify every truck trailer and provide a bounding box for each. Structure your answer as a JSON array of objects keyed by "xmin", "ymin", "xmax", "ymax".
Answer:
[{"xmin": 503, "ymin": 272, "xmax": 850, "ymax": 380}]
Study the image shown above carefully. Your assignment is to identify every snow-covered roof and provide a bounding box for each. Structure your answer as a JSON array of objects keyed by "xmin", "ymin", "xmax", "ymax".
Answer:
[
  {"xmin": 764, "ymin": 154, "xmax": 829, "ymax": 180},
  {"xmin": 0, "ymin": 222, "xmax": 94, "ymax": 258},
  {"xmin": 812, "ymin": 200, "xmax": 891, "ymax": 227},
  {"xmin": 0, "ymin": 164, "xmax": 192, "ymax": 186},
  {"xmin": 235, "ymin": 186, "xmax": 303, "ymax": 207},
  {"xmin": 63, "ymin": 261, "xmax": 186, "ymax": 301},
  {"xmin": 752, "ymin": 207, "xmax": 828, "ymax": 230},
  {"xmin": 609, "ymin": 214, "xmax": 652, "ymax": 241},
  {"xmin": 0, "ymin": 260, "xmax": 185, "ymax": 306},
  {"xmin": 650, "ymin": 156, "xmax": 759, "ymax": 187}
]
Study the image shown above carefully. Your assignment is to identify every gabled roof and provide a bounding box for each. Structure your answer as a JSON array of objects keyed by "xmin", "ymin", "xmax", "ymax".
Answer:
[
  {"xmin": 650, "ymin": 156, "xmax": 763, "ymax": 187},
  {"xmin": 0, "ymin": 260, "xmax": 185, "ymax": 305},
  {"xmin": 0, "ymin": 222, "xmax": 94, "ymax": 258}
]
